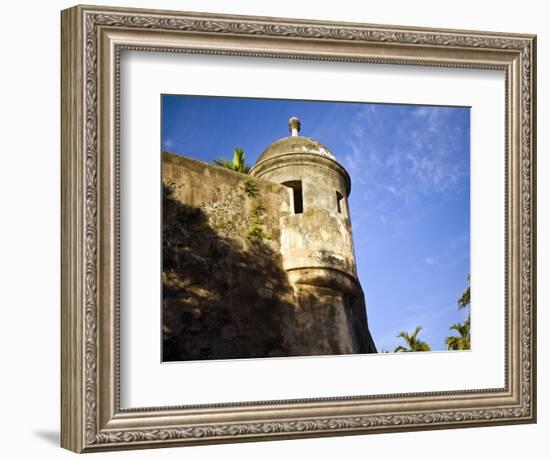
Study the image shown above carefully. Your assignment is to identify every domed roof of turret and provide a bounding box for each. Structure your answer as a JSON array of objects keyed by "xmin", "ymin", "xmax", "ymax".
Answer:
[{"xmin": 254, "ymin": 117, "xmax": 337, "ymax": 165}]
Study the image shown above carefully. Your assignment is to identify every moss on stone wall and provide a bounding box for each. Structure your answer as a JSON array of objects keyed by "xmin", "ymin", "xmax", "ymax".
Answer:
[
  {"xmin": 246, "ymin": 199, "xmax": 271, "ymax": 242},
  {"xmin": 242, "ymin": 179, "xmax": 260, "ymax": 198}
]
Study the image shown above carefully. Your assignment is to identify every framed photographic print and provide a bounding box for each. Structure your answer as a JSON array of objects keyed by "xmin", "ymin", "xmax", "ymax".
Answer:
[{"xmin": 61, "ymin": 4, "xmax": 537, "ymax": 453}]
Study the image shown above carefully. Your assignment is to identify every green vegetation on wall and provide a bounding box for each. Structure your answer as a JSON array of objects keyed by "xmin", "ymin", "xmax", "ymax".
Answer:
[
  {"xmin": 247, "ymin": 200, "xmax": 271, "ymax": 241},
  {"xmin": 242, "ymin": 180, "xmax": 271, "ymax": 241},
  {"xmin": 243, "ymin": 179, "xmax": 260, "ymax": 198}
]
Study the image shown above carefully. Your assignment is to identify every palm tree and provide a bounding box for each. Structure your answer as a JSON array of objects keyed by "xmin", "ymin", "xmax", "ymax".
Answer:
[
  {"xmin": 458, "ymin": 274, "xmax": 470, "ymax": 309},
  {"xmin": 394, "ymin": 326, "xmax": 431, "ymax": 352},
  {"xmin": 446, "ymin": 275, "xmax": 471, "ymax": 351},
  {"xmin": 445, "ymin": 316, "xmax": 471, "ymax": 350},
  {"xmin": 213, "ymin": 147, "xmax": 250, "ymax": 174}
]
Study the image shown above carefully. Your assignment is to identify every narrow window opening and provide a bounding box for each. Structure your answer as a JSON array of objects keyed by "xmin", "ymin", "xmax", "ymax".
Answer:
[
  {"xmin": 336, "ymin": 191, "xmax": 344, "ymax": 214},
  {"xmin": 282, "ymin": 180, "xmax": 303, "ymax": 214}
]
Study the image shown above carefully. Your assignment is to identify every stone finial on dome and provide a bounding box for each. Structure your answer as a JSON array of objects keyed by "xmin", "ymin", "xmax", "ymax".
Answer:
[{"xmin": 289, "ymin": 117, "xmax": 301, "ymax": 137}]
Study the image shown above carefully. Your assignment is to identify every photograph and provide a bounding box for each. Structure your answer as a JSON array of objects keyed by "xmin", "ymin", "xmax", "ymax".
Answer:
[{"xmin": 161, "ymin": 95, "xmax": 471, "ymax": 362}]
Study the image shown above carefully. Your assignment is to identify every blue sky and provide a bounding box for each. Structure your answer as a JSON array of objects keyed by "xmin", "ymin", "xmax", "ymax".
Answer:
[{"xmin": 162, "ymin": 94, "xmax": 471, "ymax": 352}]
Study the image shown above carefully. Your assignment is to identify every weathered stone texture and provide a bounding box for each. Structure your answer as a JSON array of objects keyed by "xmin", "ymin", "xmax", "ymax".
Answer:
[
  {"xmin": 162, "ymin": 153, "xmax": 293, "ymax": 361},
  {"xmin": 162, "ymin": 144, "xmax": 376, "ymax": 362}
]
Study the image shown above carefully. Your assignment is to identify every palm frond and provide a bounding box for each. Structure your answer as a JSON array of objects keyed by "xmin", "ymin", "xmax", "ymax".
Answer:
[
  {"xmin": 446, "ymin": 316, "xmax": 471, "ymax": 350},
  {"xmin": 395, "ymin": 326, "xmax": 431, "ymax": 352},
  {"xmin": 213, "ymin": 158, "xmax": 233, "ymax": 168},
  {"xmin": 213, "ymin": 148, "xmax": 251, "ymax": 174},
  {"xmin": 411, "ymin": 326, "xmax": 422, "ymax": 340},
  {"xmin": 458, "ymin": 275, "xmax": 471, "ymax": 309},
  {"xmin": 415, "ymin": 342, "xmax": 432, "ymax": 351},
  {"xmin": 396, "ymin": 331, "xmax": 409, "ymax": 340}
]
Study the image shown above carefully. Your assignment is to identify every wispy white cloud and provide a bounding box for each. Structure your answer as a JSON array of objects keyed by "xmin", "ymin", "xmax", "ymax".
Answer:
[
  {"xmin": 343, "ymin": 104, "xmax": 469, "ymax": 206},
  {"xmin": 418, "ymin": 232, "xmax": 470, "ymax": 273},
  {"xmin": 424, "ymin": 256, "xmax": 439, "ymax": 266},
  {"xmin": 341, "ymin": 103, "xmax": 470, "ymax": 255}
]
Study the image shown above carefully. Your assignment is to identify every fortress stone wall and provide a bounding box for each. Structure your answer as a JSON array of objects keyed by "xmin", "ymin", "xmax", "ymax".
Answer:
[{"xmin": 162, "ymin": 118, "xmax": 376, "ymax": 362}]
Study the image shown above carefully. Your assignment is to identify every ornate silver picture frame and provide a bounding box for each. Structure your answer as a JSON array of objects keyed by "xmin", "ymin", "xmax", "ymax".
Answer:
[{"xmin": 61, "ymin": 4, "xmax": 536, "ymax": 453}]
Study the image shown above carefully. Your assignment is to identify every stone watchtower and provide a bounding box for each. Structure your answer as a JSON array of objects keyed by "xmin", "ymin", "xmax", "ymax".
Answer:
[{"xmin": 250, "ymin": 117, "xmax": 376, "ymax": 354}]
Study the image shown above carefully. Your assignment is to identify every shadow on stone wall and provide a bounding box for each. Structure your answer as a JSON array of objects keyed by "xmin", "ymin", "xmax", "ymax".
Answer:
[
  {"xmin": 162, "ymin": 184, "xmax": 296, "ymax": 362},
  {"xmin": 347, "ymin": 285, "xmax": 378, "ymax": 354}
]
